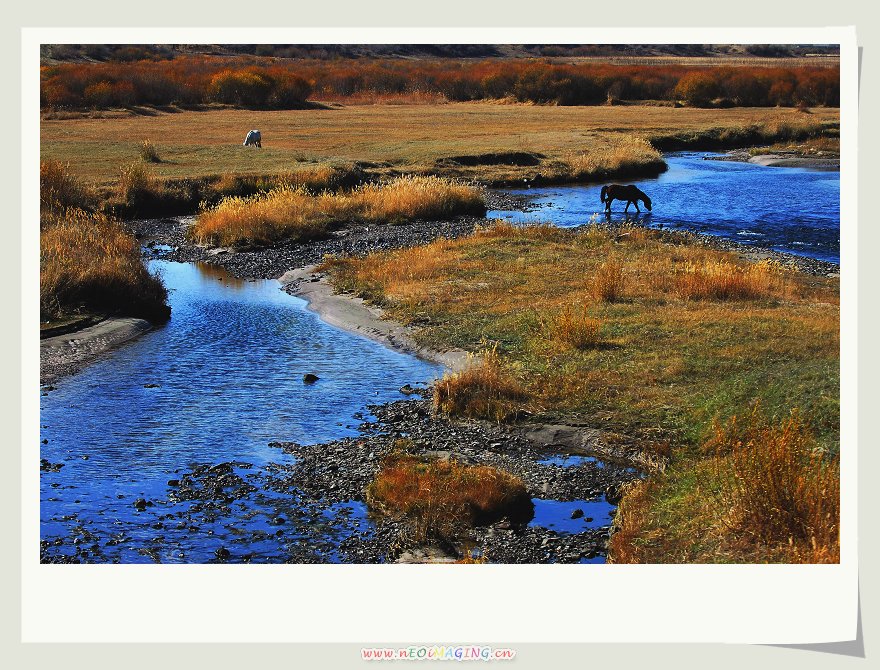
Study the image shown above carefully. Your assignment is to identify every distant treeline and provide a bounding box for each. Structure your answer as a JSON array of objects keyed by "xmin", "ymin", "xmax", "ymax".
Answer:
[
  {"xmin": 41, "ymin": 43, "xmax": 840, "ymax": 63},
  {"xmin": 40, "ymin": 56, "xmax": 840, "ymax": 110}
]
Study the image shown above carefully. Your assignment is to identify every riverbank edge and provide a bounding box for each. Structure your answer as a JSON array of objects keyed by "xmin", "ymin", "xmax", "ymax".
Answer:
[
  {"xmin": 280, "ymin": 265, "xmax": 470, "ymax": 373},
  {"xmin": 705, "ymin": 148, "xmax": 840, "ymax": 170},
  {"xmin": 40, "ymin": 317, "xmax": 153, "ymax": 385}
]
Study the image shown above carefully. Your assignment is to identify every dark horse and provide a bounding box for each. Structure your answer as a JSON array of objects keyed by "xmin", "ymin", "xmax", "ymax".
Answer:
[{"xmin": 600, "ymin": 184, "xmax": 652, "ymax": 213}]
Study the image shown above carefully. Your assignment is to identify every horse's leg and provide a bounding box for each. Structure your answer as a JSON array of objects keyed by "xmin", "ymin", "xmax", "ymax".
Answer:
[
  {"xmin": 605, "ymin": 198, "xmax": 611, "ymax": 213},
  {"xmin": 635, "ymin": 201, "xmax": 640, "ymax": 213},
  {"xmin": 624, "ymin": 201, "xmax": 630, "ymax": 213}
]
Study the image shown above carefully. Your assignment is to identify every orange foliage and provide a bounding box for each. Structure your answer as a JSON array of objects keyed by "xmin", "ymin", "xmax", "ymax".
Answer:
[{"xmin": 40, "ymin": 56, "xmax": 840, "ymax": 110}]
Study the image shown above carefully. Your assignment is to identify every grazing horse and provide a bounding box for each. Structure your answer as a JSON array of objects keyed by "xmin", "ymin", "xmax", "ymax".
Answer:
[
  {"xmin": 243, "ymin": 129, "xmax": 262, "ymax": 148},
  {"xmin": 600, "ymin": 184, "xmax": 652, "ymax": 213}
]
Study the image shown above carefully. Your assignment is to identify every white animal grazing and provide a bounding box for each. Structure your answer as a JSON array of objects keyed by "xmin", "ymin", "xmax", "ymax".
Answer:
[{"xmin": 243, "ymin": 130, "xmax": 262, "ymax": 148}]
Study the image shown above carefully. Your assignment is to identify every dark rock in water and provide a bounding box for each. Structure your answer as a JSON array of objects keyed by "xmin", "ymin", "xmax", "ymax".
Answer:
[
  {"xmin": 143, "ymin": 383, "xmax": 160, "ymax": 388},
  {"xmin": 571, "ymin": 508, "xmax": 584, "ymax": 519},
  {"xmin": 134, "ymin": 498, "xmax": 148, "ymax": 511},
  {"xmin": 399, "ymin": 384, "xmax": 416, "ymax": 395},
  {"xmin": 167, "ymin": 479, "xmax": 180, "ymax": 487},
  {"xmin": 303, "ymin": 373, "xmax": 319, "ymax": 384},
  {"xmin": 271, "ymin": 516, "xmax": 286, "ymax": 525},
  {"xmin": 40, "ymin": 458, "xmax": 64, "ymax": 472},
  {"xmin": 215, "ymin": 547, "xmax": 231, "ymax": 560}
]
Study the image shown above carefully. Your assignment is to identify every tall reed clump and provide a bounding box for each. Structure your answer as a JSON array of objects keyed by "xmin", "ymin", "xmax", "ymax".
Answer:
[
  {"xmin": 676, "ymin": 259, "xmax": 784, "ymax": 301},
  {"xmin": 40, "ymin": 159, "xmax": 95, "ymax": 214},
  {"xmin": 366, "ymin": 452, "xmax": 533, "ymax": 542},
  {"xmin": 433, "ymin": 347, "xmax": 528, "ymax": 422},
  {"xmin": 191, "ymin": 186, "xmax": 333, "ymax": 247},
  {"xmin": 709, "ymin": 407, "xmax": 839, "ymax": 563},
  {"xmin": 191, "ymin": 176, "xmax": 484, "ymax": 248},
  {"xmin": 40, "ymin": 208, "xmax": 170, "ymax": 322}
]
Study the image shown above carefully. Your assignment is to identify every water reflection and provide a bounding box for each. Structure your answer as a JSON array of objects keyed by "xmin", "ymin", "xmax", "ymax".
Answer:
[{"xmin": 194, "ymin": 260, "xmax": 248, "ymax": 289}]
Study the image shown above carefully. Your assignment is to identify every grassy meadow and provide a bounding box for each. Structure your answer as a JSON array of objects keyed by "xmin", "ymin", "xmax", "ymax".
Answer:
[
  {"xmin": 322, "ymin": 222, "xmax": 840, "ymax": 562},
  {"xmin": 41, "ymin": 104, "xmax": 838, "ymax": 195}
]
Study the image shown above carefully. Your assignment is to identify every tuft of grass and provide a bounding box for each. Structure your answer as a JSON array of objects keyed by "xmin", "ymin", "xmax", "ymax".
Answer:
[
  {"xmin": 40, "ymin": 159, "xmax": 95, "ymax": 214},
  {"xmin": 117, "ymin": 161, "xmax": 160, "ymax": 205},
  {"xmin": 190, "ymin": 175, "xmax": 484, "ymax": 247},
  {"xmin": 433, "ymin": 347, "xmax": 529, "ymax": 423},
  {"xmin": 676, "ymin": 259, "xmax": 786, "ymax": 301},
  {"xmin": 40, "ymin": 207, "xmax": 170, "ymax": 322},
  {"xmin": 139, "ymin": 139, "xmax": 161, "ymax": 163},
  {"xmin": 593, "ymin": 259, "xmax": 625, "ymax": 302},
  {"xmin": 540, "ymin": 303, "xmax": 602, "ymax": 350},
  {"xmin": 366, "ymin": 452, "xmax": 533, "ymax": 542}
]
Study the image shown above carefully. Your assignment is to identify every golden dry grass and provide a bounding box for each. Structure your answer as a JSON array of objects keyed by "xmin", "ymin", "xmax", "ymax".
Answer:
[
  {"xmin": 565, "ymin": 136, "xmax": 664, "ymax": 179},
  {"xmin": 610, "ymin": 408, "xmax": 839, "ymax": 564},
  {"xmin": 190, "ymin": 175, "xmax": 484, "ymax": 247},
  {"xmin": 539, "ymin": 303, "xmax": 602, "ymax": 351},
  {"xmin": 592, "ymin": 258, "xmax": 625, "ymax": 302},
  {"xmin": 40, "ymin": 207, "xmax": 169, "ymax": 322},
  {"xmin": 676, "ymin": 259, "xmax": 789, "ymax": 301},
  {"xmin": 40, "ymin": 159, "xmax": 95, "ymax": 213},
  {"xmin": 366, "ymin": 452, "xmax": 532, "ymax": 541}
]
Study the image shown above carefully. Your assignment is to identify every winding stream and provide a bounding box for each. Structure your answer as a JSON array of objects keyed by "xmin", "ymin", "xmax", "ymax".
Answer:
[
  {"xmin": 39, "ymin": 153, "xmax": 840, "ymax": 563},
  {"xmin": 40, "ymin": 260, "xmax": 442, "ymax": 562}
]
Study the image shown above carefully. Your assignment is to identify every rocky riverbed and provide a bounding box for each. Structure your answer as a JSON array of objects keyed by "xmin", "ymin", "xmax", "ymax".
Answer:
[{"xmin": 41, "ymin": 396, "xmax": 642, "ymax": 564}]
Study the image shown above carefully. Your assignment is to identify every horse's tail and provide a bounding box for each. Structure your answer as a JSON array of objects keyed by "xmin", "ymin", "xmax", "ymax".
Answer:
[{"xmin": 600, "ymin": 185, "xmax": 608, "ymax": 203}]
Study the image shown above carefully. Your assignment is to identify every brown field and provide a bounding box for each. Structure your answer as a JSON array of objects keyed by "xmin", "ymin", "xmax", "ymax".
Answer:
[{"xmin": 40, "ymin": 103, "xmax": 839, "ymax": 188}]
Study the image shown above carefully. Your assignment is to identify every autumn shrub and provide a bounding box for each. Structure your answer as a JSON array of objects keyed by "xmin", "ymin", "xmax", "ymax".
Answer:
[
  {"xmin": 710, "ymin": 408, "xmax": 839, "ymax": 563},
  {"xmin": 40, "ymin": 56, "xmax": 839, "ymax": 110},
  {"xmin": 366, "ymin": 453, "xmax": 533, "ymax": 541}
]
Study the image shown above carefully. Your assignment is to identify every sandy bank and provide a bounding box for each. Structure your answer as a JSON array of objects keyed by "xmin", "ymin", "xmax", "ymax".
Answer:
[
  {"xmin": 41, "ymin": 317, "xmax": 153, "ymax": 385},
  {"xmin": 747, "ymin": 154, "xmax": 840, "ymax": 170},
  {"xmin": 280, "ymin": 265, "xmax": 469, "ymax": 373}
]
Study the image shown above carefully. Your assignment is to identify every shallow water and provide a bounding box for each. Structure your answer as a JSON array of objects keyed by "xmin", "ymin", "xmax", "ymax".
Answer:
[
  {"xmin": 529, "ymin": 496, "xmax": 616, "ymax": 534},
  {"xmin": 40, "ymin": 260, "xmax": 440, "ymax": 562},
  {"xmin": 488, "ymin": 152, "xmax": 840, "ymax": 264}
]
